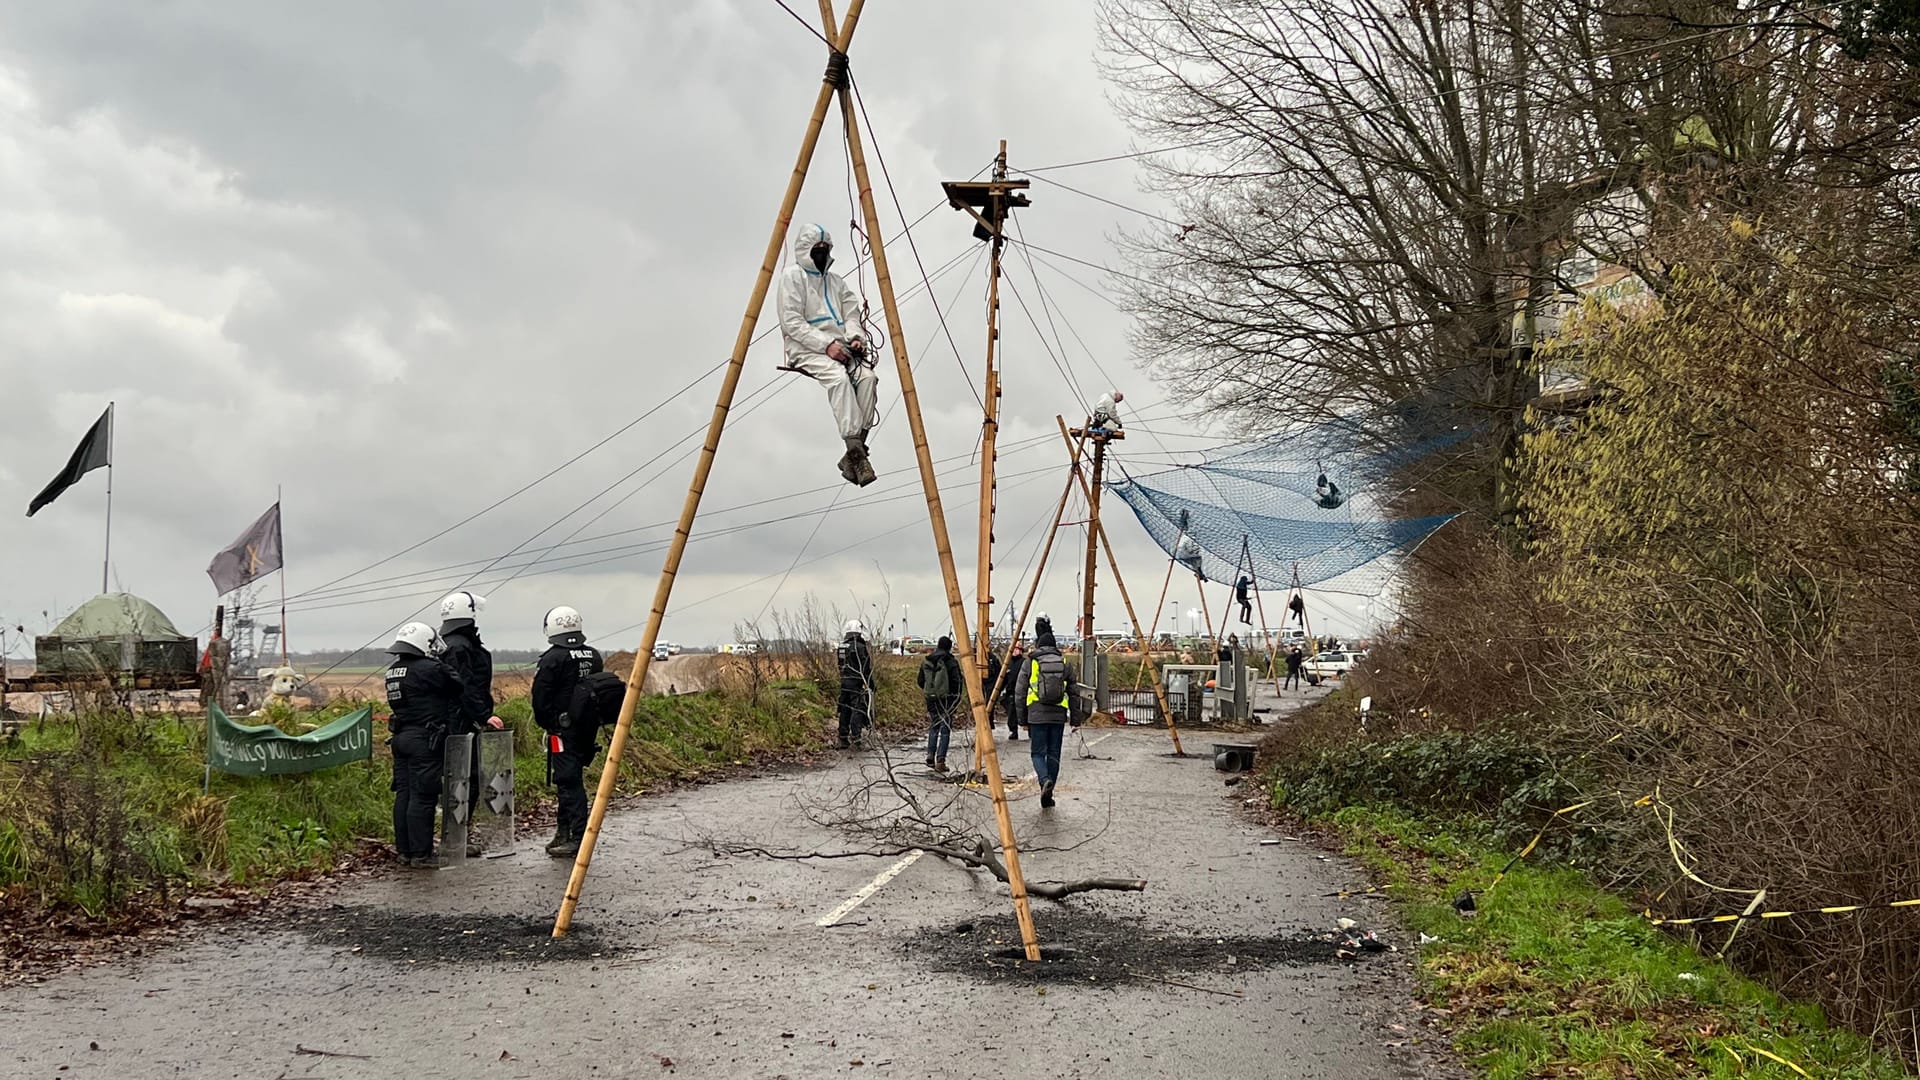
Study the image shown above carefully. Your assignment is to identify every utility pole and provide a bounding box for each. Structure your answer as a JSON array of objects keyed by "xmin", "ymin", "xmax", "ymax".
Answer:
[
  {"xmin": 1068, "ymin": 422, "xmax": 1123, "ymax": 644},
  {"xmin": 943, "ymin": 143, "xmax": 1030, "ymax": 673}
]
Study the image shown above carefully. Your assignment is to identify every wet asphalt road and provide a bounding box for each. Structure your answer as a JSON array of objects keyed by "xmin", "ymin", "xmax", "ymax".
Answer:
[{"xmin": 0, "ymin": 707, "xmax": 1461, "ymax": 1080}]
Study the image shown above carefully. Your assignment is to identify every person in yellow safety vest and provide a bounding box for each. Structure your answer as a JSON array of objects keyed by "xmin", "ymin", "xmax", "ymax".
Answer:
[{"xmin": 1014, "ymin": 615, "xmax": 1082, "ymax": 808}]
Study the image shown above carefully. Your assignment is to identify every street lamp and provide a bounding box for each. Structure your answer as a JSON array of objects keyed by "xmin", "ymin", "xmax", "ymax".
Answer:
[{"xmin": 1187, "ymin": 608, "xmax": 1200, "ymax": 636}]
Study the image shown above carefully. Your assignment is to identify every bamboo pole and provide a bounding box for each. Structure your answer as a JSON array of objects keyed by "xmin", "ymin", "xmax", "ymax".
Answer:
[
  {"xmin": 828, "ymin": 23, "xmax": 1041, "ymax": 961},
  {"xmin": 1251, "ymin": 575, "xmax": 1283, "ymax": 694},
  {"xmin": 551, "ymin": 2, "xmax": 864, "ymax": 938},
  {"xmin": 982, "ymin": 428, "xmax": 1088, "ymax": 711},
  {"xmin": 1131, "ymin": 557, "xmax": 1176, "ymax": 694},
  {"xmin": 974, "ymin": 142, "xmax": 1008, "ymax": 676},
  {"xmin": 1196, "ymin": 577, "xmax": 1215, "ymax": 653},
  {"xmin": 1055, "ymin": 419, "xmax": 1184, "ymax": 756}
]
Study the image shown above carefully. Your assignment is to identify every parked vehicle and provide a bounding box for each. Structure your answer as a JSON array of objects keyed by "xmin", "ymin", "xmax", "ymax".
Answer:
[
  {"xmin": 663, "ymin": 641, "xmax": 683, "ymax": 656},
  {"xmin": 1303, "ymin": 650, "xmax": 1357, "ymax": 680},
  {"xmin": 652, "ymin": 645, "xmax": 671, "ymax": 661},
  {"xmin": 719, "ymin": 642, "xmax": 761, "ymax": 656}
]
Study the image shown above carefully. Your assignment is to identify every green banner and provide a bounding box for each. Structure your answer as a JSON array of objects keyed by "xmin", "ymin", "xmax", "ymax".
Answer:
[{"xmin": 208, "ymin": 704, "xmax": 374, "ymax": 777}]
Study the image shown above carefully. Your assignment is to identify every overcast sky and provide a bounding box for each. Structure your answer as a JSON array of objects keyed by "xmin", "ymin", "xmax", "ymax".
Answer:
[{"xmin": 1, "ymin": 1, "xmax": 1388, "ymax": 660}]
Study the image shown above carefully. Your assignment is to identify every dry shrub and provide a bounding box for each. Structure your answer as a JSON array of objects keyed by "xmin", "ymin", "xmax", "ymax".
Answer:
[{"xmin": 1355, "ymin": 526, "xmax": 1562, "ymax": 730}]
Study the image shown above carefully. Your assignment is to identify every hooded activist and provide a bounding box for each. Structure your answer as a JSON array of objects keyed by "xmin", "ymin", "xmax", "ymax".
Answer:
[
  {"xmin": 835, "ymin": 619, "xmax": 875, "ymax": 748},
  {"xmin": 777, "ymin": 222, "xmax": 879, "ymax": 487},
  {"xmin": 438, "ymin": 590, "xmax": 504, "ymax": 858},
  {"xmin": 1014, "ymin": 614, "xmax": 1083, "ymax": 808},
  {"xmin": 531, "ymin": 605, "xmax": 605, "ymax": 859},
  {"xmin": 917, "ymin": 635, "xmax": 965, "ymax": 773},
  {"xmin": 383, "ymin": 622, "xmax": 465, "ymax": 868}
]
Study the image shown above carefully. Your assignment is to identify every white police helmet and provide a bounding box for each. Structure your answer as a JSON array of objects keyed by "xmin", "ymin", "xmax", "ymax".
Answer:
[
  {"xmin": 543, "ymin": 605, "xmax": 584, "ymax": 639},
  {"xmin": 439, "ymin": 590, "xmax": 486, "ymax": 622},
  {"xmin": 844, "ymin": 619, "xmax": 864, "ymax": 636},
  {"xmin": 390, "ymin": 622, "xmax": 444, "ymax": 657}
]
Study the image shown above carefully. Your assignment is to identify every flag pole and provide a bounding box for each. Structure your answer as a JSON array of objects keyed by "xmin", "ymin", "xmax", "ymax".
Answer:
[
  {"xmin": 277, "ymin": 487, "xmax": 289, "ymax": 667},
  {"xmin": 101, "ymin": 402, "xmax": 114, "ymax": 595}
]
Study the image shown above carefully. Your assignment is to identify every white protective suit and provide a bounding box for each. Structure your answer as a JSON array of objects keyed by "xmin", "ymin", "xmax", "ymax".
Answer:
[
  {"xmin": 1091, "ymin": 392, "xmax": 1124, "ymax": 430},
  {"xmin": 778, "ymin": 223, "xmax": 878, "ymax": 440}
]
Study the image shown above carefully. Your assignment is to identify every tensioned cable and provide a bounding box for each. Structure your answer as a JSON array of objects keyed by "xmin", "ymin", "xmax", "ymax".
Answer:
[
  {"xmin": 770, "ymin": 0, "xmax": 833, "ymax": 47},
  {"xmin": 1013, "ymin": 170, "xmax": 1188, "ymax": 229}
]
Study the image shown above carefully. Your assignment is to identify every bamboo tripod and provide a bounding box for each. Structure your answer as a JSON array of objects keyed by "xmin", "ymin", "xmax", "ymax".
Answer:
[
  {"xmin": 555, "ymin": 0, "xmax": 1041, "ymax": 959},
  {"xmin": 1055, "ymin": 419, "xmax": 1185, "ymax": 756}
]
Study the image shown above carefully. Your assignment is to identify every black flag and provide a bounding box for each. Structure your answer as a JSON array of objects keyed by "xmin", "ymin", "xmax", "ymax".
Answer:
[
  {"xmin": 207, "ymin": 502, "xmax": 284, "ymax": 595},
  {"xmin": 26, "ymin": 405, "xmax": 112, "ymax": 517}
]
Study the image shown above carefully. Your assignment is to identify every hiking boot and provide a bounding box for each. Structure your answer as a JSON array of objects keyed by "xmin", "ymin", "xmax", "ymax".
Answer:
[
  {"xmin": 853, "ymin": 453, "xmax": 877, "ymax": 487},
  {"xmin": 925, "ymin": 756, "xmax": 937, "ymax": 770},
  {"xmin": 934, "ymin": 758, "xmax": 949, "ymax": 774},
  {"xmin": 1039, "ymin": 782, "xmax": 1056, "ymax": 809},
  {"xmin": 549, "ymin": 834, "xmax": 581, "ymax": 859},
  {"xmin": 835, "ymin": 736, "xmax": 850, "ymax": 749},
  {"xmin": 837, "ymin": 450, "xmax": 859, "ymax": 484},
  {"xmin": 407, "ymin": 855, "xmax": 445, "ymax": 870},
  {"xmin": 544, "ymin": 827, "xmax": 570, "ymax": 855},
  {"xmin": 1008, "ymin": 727, "xmax": 1020, "ymax": 741},
  {"xmin": 465, "ymin": 839, "xmax": 483, "ymax": 859}
]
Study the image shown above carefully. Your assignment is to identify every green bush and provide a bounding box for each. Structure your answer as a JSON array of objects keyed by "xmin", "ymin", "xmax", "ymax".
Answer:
[{"xmin": 1269, "ymin": 730, "xmax": 1595, "ymax": 854}]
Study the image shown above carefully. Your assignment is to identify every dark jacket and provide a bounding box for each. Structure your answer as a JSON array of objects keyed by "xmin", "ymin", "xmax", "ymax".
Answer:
[
  {"xmin": 1285, "ymin": 649, "xmax": 1304, "ymax": 672},
  {"xmin": 837, "ymin": 634, "xmax": 874, "ymax": 692},
  {"xmin": 384, "ymin": 653, "xmax": 464, "ymax": 734},
  {"xmin": 532, "ymin": 632, "xmax": 603, "ymax": 733},
  {"xmin": 985, "ymin": 651, "xmax": 1004, "ymax": 700},
  {"xmin": 916, "ymin": 647, "xmax": 964, "ymax": 704},
  {"xmin": 1015, "ymin": 642, "xmax": 1080, "ymax": 726},
  {"xmin": 438, "ymin": 622, "xmax": 495, "ymax": 736},
  {"xmin": 1235, "ymin": 576, "xmax": 1252, "ymax": 602}
]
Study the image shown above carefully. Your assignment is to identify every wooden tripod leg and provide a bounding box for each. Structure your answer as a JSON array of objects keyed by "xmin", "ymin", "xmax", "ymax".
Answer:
[
  {"xmin": 828, "ymin": 25, "xmax": 1040, "ymax": 961},
  {"xmin": 550, "ymin": 1, "xmax": 867, "ymax": 939},
  {"xmin": 1134, "ymin": 558, "xmax": 1175, "ymax": 693}
]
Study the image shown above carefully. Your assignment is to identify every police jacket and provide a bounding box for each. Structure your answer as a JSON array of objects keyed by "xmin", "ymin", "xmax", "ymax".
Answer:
[
  {"xmin": 1014, "ymin": 643, "xmax": 1080, "ymax": 726},
  {"xmin": 533, "ymin": 632, "xmax": 603, "ymax": 732},
  {"xmin": 385, "ymin": 653, "xmax": 464, "ymax": 734},
  {"xmin": 439, "ymin": 622, "xmax": 495, "ymax": 736},
  {"xmin": 836, "ymin": 634, "xmax": 873, "ymax": 691}
]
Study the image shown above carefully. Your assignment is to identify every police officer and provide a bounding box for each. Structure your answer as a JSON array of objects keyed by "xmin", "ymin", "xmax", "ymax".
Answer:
[
  {"xmin": 835, "ymin": 620, "xmax": 874, "ymax": 748},
  {"xmin": 439, "ymin": 590, "xmax": 502, "ymax": 857},
  {"xmin": 384, "ymin": 622, "xmax": 464, "ymax": 868},
  {"xmin": 532, "ymin": 605, "xmax": 603, "ymax": 859}
]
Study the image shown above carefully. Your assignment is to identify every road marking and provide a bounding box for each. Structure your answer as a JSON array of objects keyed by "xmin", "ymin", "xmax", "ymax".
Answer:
[{"xmin": 815, "ymin": 849, "xmax": 924, "ymax": 926}]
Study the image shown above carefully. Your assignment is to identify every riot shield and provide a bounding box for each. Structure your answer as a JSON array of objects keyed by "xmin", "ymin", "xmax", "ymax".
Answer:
[
  {"xmin": 440, "ymin": 732, "xmax": 475, "ymax": 867},
  {"xmin": 472, "ymin": 729, "xmax": 515, "ymax": 853}
]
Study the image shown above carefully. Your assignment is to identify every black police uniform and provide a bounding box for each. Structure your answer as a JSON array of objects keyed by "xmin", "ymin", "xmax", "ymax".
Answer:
[
  {"xmin": 532, "ymin": 632, "xmax": 604, "ymax": 845},
  {"xmin": 439, "ymin": 621, "xmax": 495, "ymax": 828},
  {"xmin": 384, "ymin": 648, "xmax": 464, "ymax": 862},
  {"xmin": 835, "ymin": 633, "xmax": 874, "ymax": 747}
]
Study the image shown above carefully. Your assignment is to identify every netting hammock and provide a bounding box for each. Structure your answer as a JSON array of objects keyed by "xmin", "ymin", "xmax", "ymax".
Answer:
[{"xmin": 1107, "ymin": 412, "xmax": 1465, "ymax": 593}]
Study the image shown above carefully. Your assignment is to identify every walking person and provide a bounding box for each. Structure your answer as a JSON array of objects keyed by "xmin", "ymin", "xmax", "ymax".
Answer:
[
  {"xmin": 1000, "ymin": 640, "xmax": 1025, "ymax": 740},
  {"xmin": 439, "ymin": 590, "xmax": 503, "ymax": 857},
  {"xmin": 383, "ymin": 622, "xmax": 464, "ymax": 869},
  {"xmin": 532, "ymin": 605, "xmax": 603, "ymax": 859},
  {"xmin": 918, "ymin": 636, "xmax": 964, "ymax": 773},
  {"xmin": 835, "ymin": 620, "xmax": 875, "ymax": 748},
  {"xmin": 1016, "ymin": 616, "xmax": 1082, "ymax": 808},
  {"xmin": 1284, "ymin": 645, "xmax": 1305, "ymax": 691}
]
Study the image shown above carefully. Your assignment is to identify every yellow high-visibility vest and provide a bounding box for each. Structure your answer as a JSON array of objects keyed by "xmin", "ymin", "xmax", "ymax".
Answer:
[{"xmin": 1025, "ymin": 655, "xmax": 1069, "ymax": 707}]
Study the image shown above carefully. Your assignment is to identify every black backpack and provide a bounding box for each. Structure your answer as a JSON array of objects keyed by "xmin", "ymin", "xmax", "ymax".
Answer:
[
  {"xmin": 1033, "ymin": 650, "xmax": 1068, "ymax": 706},
  {"xmin": 569, "ymin": 670, "xmax": 629, "ymax": 728}
]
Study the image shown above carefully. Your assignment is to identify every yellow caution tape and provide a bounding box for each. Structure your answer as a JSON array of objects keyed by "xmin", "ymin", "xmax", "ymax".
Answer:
[{"xmin": 1648, "ymin": 898, "xmax": 1920, "ymax": 927}]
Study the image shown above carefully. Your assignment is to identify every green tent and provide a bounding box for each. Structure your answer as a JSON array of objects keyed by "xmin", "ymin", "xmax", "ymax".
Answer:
[{"xmin": 36, "ymin": 592, "xmax": 196, "ymax": 677}]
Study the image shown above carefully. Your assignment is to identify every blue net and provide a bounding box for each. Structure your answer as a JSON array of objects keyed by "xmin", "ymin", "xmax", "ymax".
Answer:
[{"xmin": 1107, "ymin": 412, "xmax": 1464, "ymax": 591}]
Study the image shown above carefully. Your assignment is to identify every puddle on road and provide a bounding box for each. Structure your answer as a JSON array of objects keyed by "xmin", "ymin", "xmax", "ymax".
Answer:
[
  {"xmin": 285, "ymin": 904, "xmax": 628, "ymax": 966},
  {"xmin": 907, "ymin": 910, "xmax": 1343, "ymax": 986}
]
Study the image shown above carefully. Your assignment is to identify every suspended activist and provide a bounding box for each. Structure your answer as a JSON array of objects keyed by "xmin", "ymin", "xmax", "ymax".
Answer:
[
  {"xmin": 835, "ymin": 620, "xmax": 875, "ymax": 748},
  {"xmin": 917, "ymin": 636, "xmax": 965, "ymax": 773},
  {"xmin": 778, "ymin": 223, "xmax": 879, "ymax": 487},
  {"xmin": 439, "ymin": 590, "xmax": 504, "ymax": 858},
  {"xmin": 384, "ymin": 622, "xmax": 464, "ymax": 869},
  {"xmin": 532, "ymin": 605, "xmax": 605, "ymax": 859},
  {"xmin": 1015, "ymin": 615, "xmax": 1083, "ymax": 808},
  {"xmin": 1235, "ymin": 573, "xmax": 1254, "ymax": 625},
  {"xmin": 1090, "ymin": 390, "xmax": 1125, "ymax": 432}
]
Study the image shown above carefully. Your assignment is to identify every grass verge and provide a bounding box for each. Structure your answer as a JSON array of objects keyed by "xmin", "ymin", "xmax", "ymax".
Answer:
[
  {"xmin": 0, "ymin": 675, "xmax": 847, "ymax": 924},
  {"xmin": 1270, "ymin": 747, "xmax": 1906, "ymax": 1077}
]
